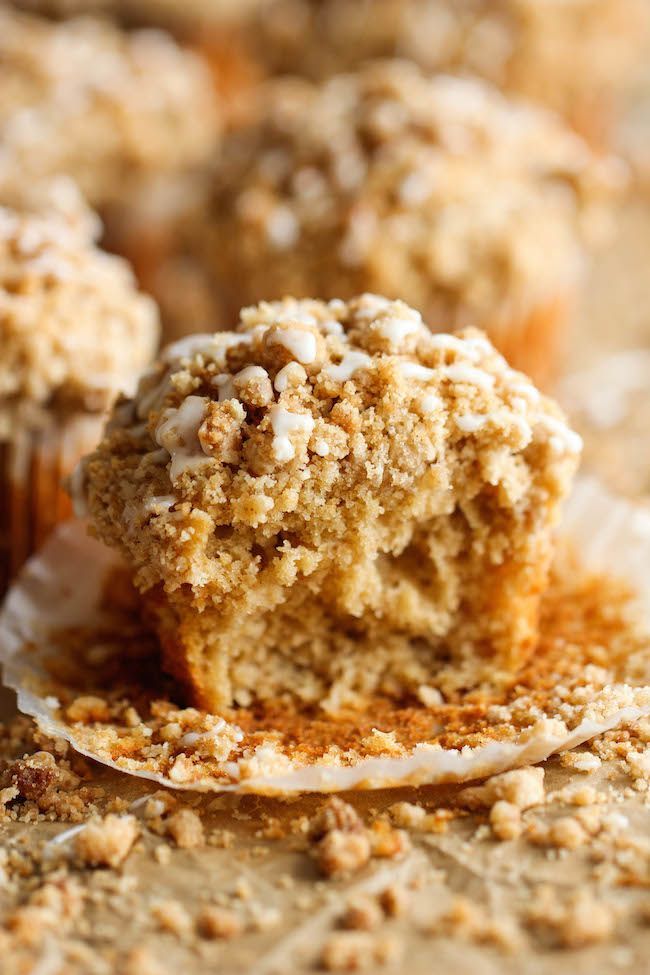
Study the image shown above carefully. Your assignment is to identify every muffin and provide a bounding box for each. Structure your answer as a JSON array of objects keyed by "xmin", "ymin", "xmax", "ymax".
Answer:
[
  {"xmin": 9, "ymin": 0, "xmax": 268, "ymax": 114},
  {"xmin": 80, "ymin": 295, "xmax": 581, "ymax": 713},
  {"xmin": 0, "ymin": 6, "xmax": 220, "ymax": 282},
  {"xmin": 251, "ymin": 0, "xmax": 650, "ymax": 147},
  {"xmin": 0, "ymin": 205, "xmax": 159, "ymax": 593},
  {"xmin": 188, "ymin": 62, "xmax": 623, "ymax": 384}
]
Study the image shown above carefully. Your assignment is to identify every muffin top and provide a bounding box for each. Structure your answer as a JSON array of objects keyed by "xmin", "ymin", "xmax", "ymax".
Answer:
[
  {"xmin": 0, "ymin": 207, "xmax": 159, "ymax": 435},
  {"xmin": 81, "ymin": 294, "xmax": 581, "ymax": 597},
  {"xmin": 198, "ymin": 62, "xmax": 623, "ymax": 325},
  {"xmin": 11, "ymin": 0, "xmax": 266, "ymax": 27},
  {"xmin": 252, "ymin": 0, "xmax": 649, "ymax": 98},
  {"xmin": 0, "ymin": 7, "xmax": 220, "ymax": 208}
]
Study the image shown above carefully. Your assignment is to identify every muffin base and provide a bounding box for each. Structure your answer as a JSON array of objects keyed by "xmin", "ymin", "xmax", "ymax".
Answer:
[
  {"xmin": 0, "ymin": 415, "xmax": 104, "ymax": 596},
  {"xmin": 482, "ymin": 294, "xmax": 570, "ymax": 388}
]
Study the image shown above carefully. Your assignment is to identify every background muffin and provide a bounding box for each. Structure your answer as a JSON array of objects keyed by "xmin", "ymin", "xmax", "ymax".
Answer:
[
  {"xmin": 183, "ymin": 63, "xmax": 623, "ymax": 383},
  {"xmin": 0, "ymin": 6, "xmax": 221, "ymax": 283},
  {"xmin": 0, "ymin": 205, "xmax": 159, "ymax": 592}
]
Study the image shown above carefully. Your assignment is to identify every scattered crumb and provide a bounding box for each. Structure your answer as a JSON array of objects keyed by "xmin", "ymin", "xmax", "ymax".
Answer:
[{"xmin": 75, "ymin": 814, "xmax": 138, "ymax": 869}]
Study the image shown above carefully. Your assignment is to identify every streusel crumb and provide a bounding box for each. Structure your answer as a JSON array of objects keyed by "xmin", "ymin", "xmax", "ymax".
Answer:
[
  {"xmin": 0, "ymin": 206, "xmax": 159, "ymax": 436},
  {"xmin": 81, "ymin": 294, "xmax": 580, "ymax": 712}
]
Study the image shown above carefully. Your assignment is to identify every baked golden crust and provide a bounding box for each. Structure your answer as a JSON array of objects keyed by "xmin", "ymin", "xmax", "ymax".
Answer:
[
  {"xmin": 81, "ymin": 295, "xmax": 580, "ymax": 712},
  {"xmin": 190, "ymin": 62, "xmax": 621, "ymax": 377}
]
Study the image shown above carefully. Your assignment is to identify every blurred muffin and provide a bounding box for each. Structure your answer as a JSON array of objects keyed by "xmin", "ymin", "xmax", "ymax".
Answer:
[
  {"xmin": 0, "ymin": 205, "xmax": 159, "ymax": 593},
  {"xmin": 10, "ymin": 0, "xmax": 269, "ymax": 115},
  {"xmin": 188, "ymin": 63, "xmax": 623, "ymax": 384},
  {"xmin": 0, "ymin": 6, "xmax": 220, "ymax": 281},
  {"xmin": 79, "ymin": 295, "xmax": 580, "ymax": 712},
  {"xmin": 251, "ymin": 0, "xmax": 650, "ymax": 147}
]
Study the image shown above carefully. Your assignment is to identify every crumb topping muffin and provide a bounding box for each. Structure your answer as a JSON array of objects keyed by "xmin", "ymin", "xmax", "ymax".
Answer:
[
  {"xmin": 0, "ymin": 206, "xmax": 159, "ymax": 436},
  {"xmin": 251, "ymin": 0, "xmax": 649, "ymax": 139},
  {"xmin": 0, "ymin": 7, "xmax": 220, "ymax": 209},
  {"xmin": 81, "ymin": 295, "xmax": 581, "ymax": 712},
  {"xmin": 192, "ymin": 62, "xmax": 622, "ymax": 374}
]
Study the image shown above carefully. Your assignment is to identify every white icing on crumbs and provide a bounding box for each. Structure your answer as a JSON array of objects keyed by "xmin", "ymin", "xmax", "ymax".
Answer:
[
  {"xmin": 312, "ymin": 439, "xmax": 330, "ymax": 457},
  {"xmin": 509, "ymin": 381, "xmax": 541, "ymax": 404},
  {"xmin": 325, "ymin": 351, "xmax": 373, "ymax": 383},
  {"xmin": 429, "ymin": 333, "xmax": 479, "ymax": 359},
  {"xmin": 274, "ymin": 362, "xmax": 307, "ymax": 393},
  {"xmin": 268, "ymin": 328, "xmax": 317, "ymax": 364},
  {"xmin": 162, "ymin": 334, "xmax": 218, "ymax": 363},
  {"xmin": 269, "ymin": 405, "xmax": 315, "ymax": 462},
  {"xmin": 399, "ymin": 362, "xmax": 437, "ymax": 382},
  {"xmin": 539, "ymin": 415, "xmax": 583, "ymax": 455},
  {"xmin": 444, "ymin": 364, "xmax": 495, "ymax": 390},
  {"xmin": 419, "ymin": 393, "xmax": 443, "ymax": 414},
  {"xmin": 456, "ymin": 413, "xmax": 488, "ymax": 433},
  {"xmin": 266, "ymin": 205, "xmax": 299, "ymax": 249},
  {"xmin": 376, "ymin": 316, "xmax": 423, "ymax": 344},
  {"xmin": 320, "ymin": 318, "xmax": 344, "ymax": 336},
  {"xmin": 143, "ymin": 495, "xmax": 176, "ymax": 513},
  {"xmin": 155, "ymin": 395, "xmax": 210, "ymax": 480},
  {"xmin": 234, "ymin": 365, "xmax": 270, "ymax": 384},
  {"xmin": 213, "ymin": 374, "xmax": 236, "ymax": 402}
]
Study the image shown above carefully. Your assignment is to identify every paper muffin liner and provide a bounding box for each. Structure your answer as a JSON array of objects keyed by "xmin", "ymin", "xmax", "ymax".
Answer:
[
  {"xmin": 1, "ymin": 476, "xmax": 650, "ymax": 795},
  {"xmin": 0, "ymin": 414, "xmax": 105, "ymax": 598},
  {"xmin": 485, "ymin": 293, "xmax": 570, "ymax": 389}
]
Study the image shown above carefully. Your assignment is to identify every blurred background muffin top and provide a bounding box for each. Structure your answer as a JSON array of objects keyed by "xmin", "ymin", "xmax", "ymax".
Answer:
[
  {"xmin": 0, "ymin": 6, "xmax": 220, "ymax": 213},
  {"xmin": 11, "ymin": 0, "xmax": 649, "ymax": 146},
  {"xmin": 0, "ymin": 205, "xmax": 159, "ymax": 432},
  {"xmin": 183, "ymin": 62, "xmax": 623, "ymax": 381}
]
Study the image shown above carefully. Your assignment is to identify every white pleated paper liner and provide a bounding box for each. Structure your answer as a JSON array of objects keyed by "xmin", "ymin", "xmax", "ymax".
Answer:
[{"xmin": 1, "ymin": 476, "xmax": 650, "ymax": 795}]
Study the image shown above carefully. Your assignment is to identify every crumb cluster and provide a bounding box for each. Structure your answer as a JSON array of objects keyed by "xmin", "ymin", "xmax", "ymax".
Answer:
[
  {"xmin": 193, "ymin": 60, "xmax": 621, "ymax": 373},
  {"xmin": 0, "ymin": 6, "xmax": 219, "ymax": 210},
  {"xmin": 0, "ymin": 206, "xmax": 159, "ymax": 436},
  {"xmin": 80, "ymin": 294, "xmax": 580, "ymax": 711}
]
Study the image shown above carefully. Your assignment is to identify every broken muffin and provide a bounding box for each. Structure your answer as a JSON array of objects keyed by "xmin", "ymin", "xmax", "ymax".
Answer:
[{"xmin": 80, "ymin": 295, "xmax": 581, "ymax": 713}]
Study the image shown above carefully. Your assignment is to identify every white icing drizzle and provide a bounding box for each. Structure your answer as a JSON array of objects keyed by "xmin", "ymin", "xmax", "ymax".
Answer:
[
  {"xmin": 419, "ymin": 393, "xmax": 443, "ymax": 414},
  {"xmin": 455, "ymin": 413, "xmax": 488, "ymax": 433},
  {"xmin": 377, "ymin": 316, "xmax": 423, "ymax": 344},
  {"xmin": 155, "ymin": 395, "xmax": 210, "ymax": 480},
  {"xmin": 274, "ymin": 362, "xmax": 307, "ymax": 393},
  {"xmin": 509, "ymin": 381, "xmax": 541, "ymax": 404},
  {"xmin": 538, "ymin": 415, "xmax": 583, "ymax": 455},
  {"xmin": 444, "ymin": 364, "xmax": 495, "ymax": 390},
  {"xmin": 399, "ymin": 362, "xmax": 437, "ymax": 382},
  {"xmin": 234, "ymin": 365, "xmax": 270, "ymax": 385},
  {"xmin": 269, "ymin": 405, "xmax": 315, "ymax": 462},
  {"xmin": 162, "ymin": 333, "xmax": 218, "ymax": 363},
  {"xmin": 213, "ymin": 374, "xmax": 236, "ymax": 402},
  {"xmin": 143, "ymin": 495, "xmax": 176, "ymax": 513},
  {"xmin": 268, "ymin": 328, "xmax": 317, "ymax": 364},
  {"xmin": 325, "ymin": 351, "xmax": 372, "ymax": 383},
  {"xmin": 312, "ymin": 439, "xmax": 330, "ymax": 457},
  {"xmin": 320, "ymin": 319, "xmax": 344, "ymax": 336}
]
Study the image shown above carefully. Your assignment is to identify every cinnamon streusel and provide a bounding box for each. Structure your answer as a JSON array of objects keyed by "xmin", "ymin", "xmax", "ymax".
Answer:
[
  {"xmin": 0, "ymin": 205, "xmax": 159, "ymax": 592},
  {"xmin": 189, "ymin": 62, "xmax": 623, "ymax": 384},
  {"xmin": 80, "ymin": 295, "xmax": 581, "ymax": 713}
]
